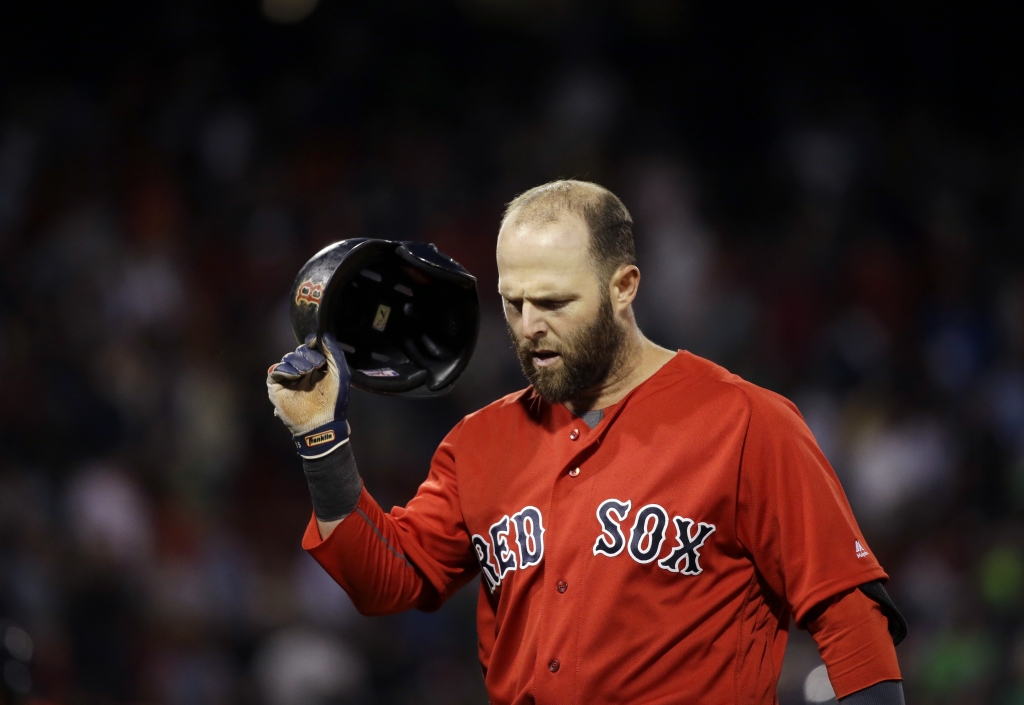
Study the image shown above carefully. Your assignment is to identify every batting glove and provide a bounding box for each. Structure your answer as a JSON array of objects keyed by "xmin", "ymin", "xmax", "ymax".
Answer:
[{"xmin": 267, "ymin": 333, "xmax": 351, "ymax": 459}]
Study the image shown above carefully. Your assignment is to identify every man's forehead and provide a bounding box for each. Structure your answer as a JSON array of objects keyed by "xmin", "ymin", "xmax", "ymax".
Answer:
[
  {"xmin": 496, "ymin": 212, "xmax": 598, "ymax": 297},
  {"xmin": 497, "ymin": 252, "xmax": 598, "ymax": 300},
  {"xmin": 497, "ymin": 215, "xmax": 589, "ymax": 261}
]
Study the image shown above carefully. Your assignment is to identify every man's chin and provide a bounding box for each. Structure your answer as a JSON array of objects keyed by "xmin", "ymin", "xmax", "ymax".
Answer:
[
  {"xmin": 527, "ymin": 361, "xmax": 565, "ymax": 380},
  {"xmin": 527, "ymin": 368, "xmax": 574, "ymax": 403}
]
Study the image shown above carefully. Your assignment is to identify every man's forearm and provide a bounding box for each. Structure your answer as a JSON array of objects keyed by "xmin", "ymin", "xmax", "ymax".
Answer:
[
  {"xmin": 303, "ymin": 486, "xmax": 439, "ymax": 615},
  {"xmin": 302, "ymin": 441, "xmax": 363, "ymax": 538},
  {"xmin": 270, "ymin": 333, "xmax": 440, "ymax": 614}
]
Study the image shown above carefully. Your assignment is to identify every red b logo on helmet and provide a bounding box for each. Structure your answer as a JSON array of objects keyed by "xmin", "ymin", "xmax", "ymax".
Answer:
[{"xmin": 295, "ymin": 280, "xmax": 323, "ymax": 307}]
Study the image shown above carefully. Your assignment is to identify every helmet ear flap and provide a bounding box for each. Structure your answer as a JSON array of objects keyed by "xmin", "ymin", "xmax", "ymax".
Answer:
[{"xmin": 288, "ymin": 239, "xmax": 479, "ymax": 398}]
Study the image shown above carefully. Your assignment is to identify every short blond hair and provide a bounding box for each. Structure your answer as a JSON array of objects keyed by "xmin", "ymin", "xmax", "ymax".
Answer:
[{"xmin": 502, "ymin": 180, "xmax": 635, "ymax": 281}]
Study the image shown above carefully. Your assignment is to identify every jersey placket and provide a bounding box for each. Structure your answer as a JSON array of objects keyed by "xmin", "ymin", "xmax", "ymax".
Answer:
[{"xmin": 532, "ymin": 405, "xmax": 627, "ymax": 704}]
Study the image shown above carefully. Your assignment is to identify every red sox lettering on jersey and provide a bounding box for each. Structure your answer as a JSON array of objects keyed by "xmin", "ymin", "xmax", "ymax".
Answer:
[
  {"xmin": 473, "ymin": 506, "xmax": 547, "ymax": 590},
  {"xmin": 473, "ymin": 500, "xmax": 716, "ymax": 592},
  {"xmin": 304, "ymin": 352, "xmax": 887, "ymax": 705}
]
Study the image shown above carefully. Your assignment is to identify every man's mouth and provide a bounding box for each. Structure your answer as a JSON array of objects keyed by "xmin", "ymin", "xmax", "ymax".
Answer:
[{"xmin": 531, "ymin": 350, "xmax": 561, "ymax": 368}]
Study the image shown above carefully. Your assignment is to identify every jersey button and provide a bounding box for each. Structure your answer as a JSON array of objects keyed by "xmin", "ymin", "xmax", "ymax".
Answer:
[
  {"xmin": 568, "ymin": 467, "xmax": 580, "ymax": 477},
  {"xmin": 556, "ymin": 580, "xmax": 568, "ymax": 593},
  {"xmin": 569, "ymin": 429, "xmax": 580, "ymax": 440},
  {"xmin": 548, "ymin": 659, "xmax": 561, "ymax": 673}
]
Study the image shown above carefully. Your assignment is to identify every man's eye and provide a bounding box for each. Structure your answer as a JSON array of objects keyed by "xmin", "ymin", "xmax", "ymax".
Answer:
[{"xmin": 505, "ymin": 299, "xmax": 523, "ymax": 313}]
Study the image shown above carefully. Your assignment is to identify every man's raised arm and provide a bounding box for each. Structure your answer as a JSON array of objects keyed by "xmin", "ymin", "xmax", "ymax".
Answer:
[{"xmin": 266, "ymin": 333, "xmax": 478, "ymax": 615}]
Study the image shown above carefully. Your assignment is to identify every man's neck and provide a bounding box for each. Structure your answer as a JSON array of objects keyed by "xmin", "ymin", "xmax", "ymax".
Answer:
[{"xmin": 564, "ymin": 334, "xmax": 676, "ymax": 414}]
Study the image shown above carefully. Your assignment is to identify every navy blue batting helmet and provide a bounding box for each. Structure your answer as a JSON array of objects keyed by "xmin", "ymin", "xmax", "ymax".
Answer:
[{"xmin": 289, "ymin": 239, "xmax": 479, "ymax": 397}]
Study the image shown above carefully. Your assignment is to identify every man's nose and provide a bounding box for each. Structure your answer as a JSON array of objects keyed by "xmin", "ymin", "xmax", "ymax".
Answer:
[{"xmin": 520, "ymin": 302, "xmax": 547, "ymax": 340}]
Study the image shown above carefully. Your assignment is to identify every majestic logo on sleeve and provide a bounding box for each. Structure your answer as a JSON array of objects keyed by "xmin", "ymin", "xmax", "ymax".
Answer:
[
  {"xmin": 474, "ymin": 506, "xmax": 545, "ymax": 592},
  {"xmin": 593, "ymin": 498, "xmax": 716, "ymax": 576}
]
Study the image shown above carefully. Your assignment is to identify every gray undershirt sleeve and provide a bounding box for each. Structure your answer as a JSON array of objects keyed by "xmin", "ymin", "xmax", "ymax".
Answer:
[
  {"xmin": 301, "ymin": 442, "xmax": 363, "ymax": 521},
  {"xmin": 839, "ymin": 680, "xmax": 904, "ymax": 704}
]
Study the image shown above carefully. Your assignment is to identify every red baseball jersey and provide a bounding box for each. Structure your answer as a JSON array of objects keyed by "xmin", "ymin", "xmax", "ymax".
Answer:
[{"xmin": 303, "ymin": 351, "xmax": 888, "ymax": 704}]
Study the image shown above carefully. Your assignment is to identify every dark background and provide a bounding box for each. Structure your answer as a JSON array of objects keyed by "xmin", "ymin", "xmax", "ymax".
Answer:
[{"xmin": 2, "ymin": 2, "xmax": 1023, "ymax": 703}]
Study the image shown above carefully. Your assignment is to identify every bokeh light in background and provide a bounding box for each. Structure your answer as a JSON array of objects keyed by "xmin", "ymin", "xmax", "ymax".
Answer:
[
  {"xmin": 262, "ymin": 0, "xmax": 320, "ymax": 25},
  {"xmin": 1, "ymin": 2, "xmax": 1023, "ymax": 704}
]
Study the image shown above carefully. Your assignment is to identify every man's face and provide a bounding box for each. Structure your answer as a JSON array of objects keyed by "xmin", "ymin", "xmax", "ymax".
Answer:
[{"xmin": 497, "ymin": 214, "xmax": 626, "ymax": 403}]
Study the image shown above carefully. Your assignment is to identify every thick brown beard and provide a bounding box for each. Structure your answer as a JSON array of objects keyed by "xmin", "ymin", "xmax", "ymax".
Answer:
[{"xmin": 508, "ymin": 296, "xmax": 627, "ymax": 404}]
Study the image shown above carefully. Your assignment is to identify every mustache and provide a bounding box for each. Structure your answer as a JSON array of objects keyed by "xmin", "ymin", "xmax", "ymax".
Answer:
[{"xmin": 513, "ymin": 338, "xmax": 562, "ymax": 355}]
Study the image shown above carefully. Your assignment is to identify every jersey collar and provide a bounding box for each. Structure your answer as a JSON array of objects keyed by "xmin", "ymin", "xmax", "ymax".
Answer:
[{"xmin": 537, "ymin": 350, "xmax": 689, "ymax": 436}]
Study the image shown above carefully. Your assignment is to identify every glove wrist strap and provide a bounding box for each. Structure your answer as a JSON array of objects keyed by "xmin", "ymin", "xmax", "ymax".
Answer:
[{"xmin": 293, "ymin": 419, "xmax": 350, "ymax": 459}]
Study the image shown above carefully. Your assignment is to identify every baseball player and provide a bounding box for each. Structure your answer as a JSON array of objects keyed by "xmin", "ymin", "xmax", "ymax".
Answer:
[{"xmin": 267, "ymin": 180, "xmax": 905, "ymax": 704}]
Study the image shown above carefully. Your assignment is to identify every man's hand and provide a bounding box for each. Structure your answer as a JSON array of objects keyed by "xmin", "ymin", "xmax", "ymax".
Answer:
[{"xmin": 267, "ymin": 333, "xmax": 351, "ymax": 458}]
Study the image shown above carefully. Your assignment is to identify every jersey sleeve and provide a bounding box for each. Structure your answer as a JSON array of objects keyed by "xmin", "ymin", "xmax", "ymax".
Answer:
[
  {"xmin": 302, "ymin": 419, "xmax": 479, "ymax": 615},
  {"xmin": 805, "ymin": 588, "xmax": 902, "ymax": 698},
  {"xmin": 735, "ymin": 386, "xmax": 888, "ymax": 623}
]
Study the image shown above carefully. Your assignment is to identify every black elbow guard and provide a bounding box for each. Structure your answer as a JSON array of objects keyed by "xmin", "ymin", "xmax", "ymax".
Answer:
[{"xmin": 859, "ymin": 580, "xmax": 908, "ymax": 646}]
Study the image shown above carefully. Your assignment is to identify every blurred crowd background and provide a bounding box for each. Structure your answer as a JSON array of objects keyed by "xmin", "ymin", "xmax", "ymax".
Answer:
[{"xmin": 2, "ymin": 2, "xmax": 1023, "ymax": 704}]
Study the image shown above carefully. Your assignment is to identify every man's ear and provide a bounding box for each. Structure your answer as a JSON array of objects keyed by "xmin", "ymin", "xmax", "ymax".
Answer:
[{"xmin": 610, "ymin": 264, "xmax": 640, "ymax": 311}]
